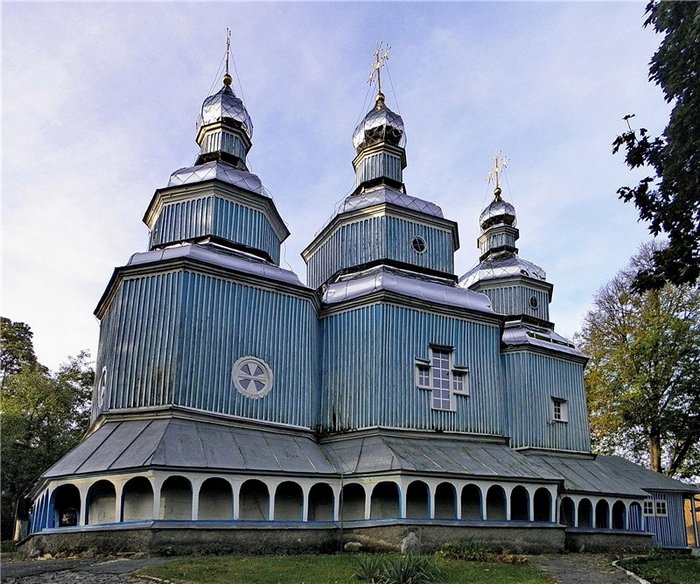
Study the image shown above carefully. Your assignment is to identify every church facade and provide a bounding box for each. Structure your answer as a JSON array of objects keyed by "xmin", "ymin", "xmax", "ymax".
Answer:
[{"xmin": 25, "ymin": 58, "xmax": 695, "ymax": 554}]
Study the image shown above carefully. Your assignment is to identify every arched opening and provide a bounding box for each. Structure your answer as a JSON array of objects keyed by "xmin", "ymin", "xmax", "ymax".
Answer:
[
  {"xmin": 612, "ymin": 501, "xmax": 626, "ymax": 530},
  {"xmin": 486, "ymin": 485, "xmax": 506, "ymax": 520},
  {"xmin": 274, "ymin": 481, "xmax": 303, "ymax": 521},
  {"xmin": 533, "ymin": 488, "xmax": 551, "ymax": 522},
  {"xmin": 629, "ymin": 502, "xmax": 643, "ymax": 531},
  {"xmin": 406, "ymin": 481, "xmax": 430, "ymax": 519},
  {"xmin": 239, "ymin": 479, "xmax": 269, "ymax": 521},
  {"xmin": 434, "ymin": 482, "xmax": 456, "ymax": 519},
  {"xmin": 51, "ymin": 484, "xmax": 81, "ymax": 528},
  {"xmin": 595, "ymin": 500, "xmax": 610, "ymax": 529},
  {"xmin": 160, "ymin": 476, "xmax": 192, "ymax": 520},
  {"xmin": 340, "ymin": 483, "xmax": 365, "ymax": 521},
  {"xmin": 198, "ymin": 478, "xmax": 232, "ymax": 520},
  {"xmin": 370, "ymin": 482, "xmax": 399, "ymax": 519},
  {"xmin": 461, "ymin": 484, "xmax": 482, "ymax": 520},
  {"xmin": 86, "ymin": 480, "xmax": 116, "ymax": 525},
  {"xmin": 308, "ymin": 483, "xmax": 334, "ymax": 521},
  {"xmin": 560, "ymin": 497, "xmax": 575, "ymax": 527},
  {"xmin": 122, "ymin": 477, "xmax": 153, "ymax": 522},
  {"xmin": 510, "ymin": 486, "xmax": 529, "ymax": 521},
  {"xmin": 578, "ymin": 498, "xmax": 593, "ymax": 528}
]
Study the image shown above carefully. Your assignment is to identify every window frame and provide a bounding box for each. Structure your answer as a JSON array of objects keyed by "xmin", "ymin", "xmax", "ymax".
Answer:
[
  {"xmin": 551, "ymin": 397, "xmax": 568, "ymax": 423},
  {"xmin": 415, "ymin": 347, "xmax": 471, "ymax": 412}
]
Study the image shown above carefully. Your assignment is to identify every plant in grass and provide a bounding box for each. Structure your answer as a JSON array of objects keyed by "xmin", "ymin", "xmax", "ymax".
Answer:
[
  {"xmin": 379, "ymin": 555, "xmax": 440, "ymax": 584},
  {"xmin": 354, "ymin": 554, "xmax": 387, "ymax": 583},
  {"xmin": 619, "ymin": 550, "xmax": 699, "ymax": 584},
  {"xmin": 435, "ymin": 538, "xmax": 492, "ymax": 562},
  {"xmin": 494, "ymin": 551, "xmax": 529, "ymax": 565}
]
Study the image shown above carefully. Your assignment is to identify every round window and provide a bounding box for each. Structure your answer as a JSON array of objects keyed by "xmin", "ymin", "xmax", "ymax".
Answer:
[
  {"xmin": 96, "ymin": 366, "xmax": 107, "ymax": 410},
  {"xmin": 529, "ymin": 295, "xmax": 539, "ymax": 309},
  {"xmin": 411, "ymin": 236, "xmax": 427, "ymax": 254},
  {"xmin": 232, "ymin": 356, "xmax": 273, "ymax": 399}
]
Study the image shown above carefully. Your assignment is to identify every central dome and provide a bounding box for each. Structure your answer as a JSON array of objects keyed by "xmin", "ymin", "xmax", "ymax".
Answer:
[
  {"xmin": 479, "ymin": 190, "xmax": 517, "ymax": 229},
  {"xmin": 197, "ymin": 84, "xmax": 253, "ymax": 140},
  {"xmin": 352, "ymin": 94, "xmax": 405, "ymax": 151}
]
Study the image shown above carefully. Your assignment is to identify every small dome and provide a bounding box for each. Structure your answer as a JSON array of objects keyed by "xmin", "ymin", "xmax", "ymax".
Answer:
[
  {"xmin": 479, "ymin": 193, "xmax": 517, "ymax": 229},
  {"xmin": 197, "ymin": 84, "xmax": 253, "ymax": 140},
  {"xmin": 352, "ymin": 94, "xmax": 406, "ymax": 151}
]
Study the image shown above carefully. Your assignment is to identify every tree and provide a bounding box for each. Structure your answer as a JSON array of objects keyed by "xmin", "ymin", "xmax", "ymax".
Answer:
[
  {"xmin": 612, "ymin": 1, "xmax": 700, "ymax": 292},
  {"xmin": 0, "ymin": 317, "xmax": 40, "ymax": 385},
  {"xmin": 0, "ymin": 318, "xmax": 93, "ymax": 540},
  {"xmin": 578, "ymin": 243, "xmax": 700, "ymax": 479}
]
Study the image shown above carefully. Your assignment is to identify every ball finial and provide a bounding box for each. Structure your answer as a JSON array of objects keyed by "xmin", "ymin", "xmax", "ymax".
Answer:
[{"xmin": 223, "ymin": 73, "xmax": 233, "ymax": 87}]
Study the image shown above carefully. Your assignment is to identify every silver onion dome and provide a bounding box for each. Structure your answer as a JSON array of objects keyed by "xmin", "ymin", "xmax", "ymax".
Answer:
[
  {"xmin": 479, "ymin": 189, "xmax": 517, "ymax": 229},
  {"xmin": 352, "ymin": 93, "xmax": 406, "ymax": 151},
  {"xmin": 197, "ymin": 78, "xmax": 253, "ymax": 140}
]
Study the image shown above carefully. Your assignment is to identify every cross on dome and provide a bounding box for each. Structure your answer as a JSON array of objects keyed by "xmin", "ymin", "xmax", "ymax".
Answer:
[
  {"xmin": 368, "ymin": 41, "xmax": 391, "ymax": 99},
  {"xmin": 486, "ymin": 151, "xmax": 509, "ymax": 197}
]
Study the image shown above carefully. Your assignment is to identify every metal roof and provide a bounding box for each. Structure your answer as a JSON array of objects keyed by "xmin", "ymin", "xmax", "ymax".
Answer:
[
  {"xmin": 197, "ymin": 84, "xmax": 253, "ymax": 140},
  {"xmin": 127, "ymin": 244, "xmax": 303, "ymax": 287},
  {"xmin": 168, "ymin": 160, "xmax": 264, "ymax": 192},
  {"xmin": 43, "ymin": 417, "xmax": 336, "ymax": 478},
  {"xmin": 460, "ymin": 256, "xmax": 547, "ymax": 288},
  {"xmin": 523, "ymin": 453, "xmax": 696, "ymax": 496},
  {"xmin": 323, "ymin": 266, "xmax": 494, "ymax": 314},
  {"xmin": 341, "ymin": 186, "xmax": 444, "ymax": 218},
  {"xmin": 502, "ymin": 322, "xmax": 584, "ymax": 359}
]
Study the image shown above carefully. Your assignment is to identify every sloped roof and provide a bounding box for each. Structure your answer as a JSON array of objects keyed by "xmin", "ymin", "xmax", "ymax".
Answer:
[{"xmin": 523, "ymin": 453, "xmax": 696, "ymax": 496}]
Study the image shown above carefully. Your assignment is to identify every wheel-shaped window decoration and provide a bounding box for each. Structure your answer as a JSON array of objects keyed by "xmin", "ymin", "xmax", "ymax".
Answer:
[
  {"xmin": 411, "ymin": 236, "xmax": 427, "ymax": 254},
  {"xmin": 529, "ymin": 295, "xmax": 539, "ymax": 309},
  {"xmin": 232, "ymin": 356, "xmax": 273, "ymax": 399},
  {"xmin": 96, "ymin": 366, "xmax": 107, "ymax": 410}
]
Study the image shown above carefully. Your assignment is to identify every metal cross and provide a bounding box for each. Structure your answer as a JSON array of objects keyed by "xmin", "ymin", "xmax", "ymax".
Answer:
[
  {"xmin": 486, "ymin": 151, "xmax": 509, "ymax": 191},
  {"xmin": 225, "ymin": 28, "xmax": 231, "ymax": 76},
  {"xmin": 368, "ymin": 41, "xmax": 391, "ymax": 95}
]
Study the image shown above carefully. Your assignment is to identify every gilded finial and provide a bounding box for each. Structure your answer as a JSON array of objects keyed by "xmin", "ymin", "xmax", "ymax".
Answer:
[
  {"xmin": 368, "ymin": 41, "xmax": 391, "ymax": 99},
  {"xmin": 486, "ymin": 150, "xmax": 508, "ymax": 198}
]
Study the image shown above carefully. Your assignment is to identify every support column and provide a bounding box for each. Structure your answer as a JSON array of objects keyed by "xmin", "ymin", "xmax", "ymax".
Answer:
[
  {"xmin": 152, "ymin": 477, "xmax": 162, "ymax": 520},
  {"xmin": 550, "ymin": 489, "xmax": 557, "ymax": 524},
  {"xmin": 333, "ymin": 486, "xmax": 341, "ymax": 522},
  {"xmin": 480, "ymin": 487, "xmax": 488, "ymax": 520},
  {"xmin": 573, "ymin": 499, "xmax": 579, "ymax": 528},
  {"xmin": 608, "ymin": 501, "xmax": 613, "ymax": 530},
  {"xmin": 268, "ymin": 484, "xmax": 275, "ymax": 521},
  {"xmin": 302, "ymin": 486, "xmax": 309, "ymax": 523},
  {"xmin": 505, "ymin": 488, "xmax": 512, "ymax": 521},
  {"xmin": 528, "ymin": 488, "xmax": 535, "ymax": 522},
  {"xmin": 191, "ymin": 479, "xmax": 201, "ymax": 521},
  {"xmin": 428, "ymin": 485, "xmax": 435, "ymax": 520},
  {"xmin": 364, "ymin": 485, "xmax": 372, "ymax": 520},
  {"xmin": 456, "ymin": 486, "xmax": 462, "ymax": 520},
  {"xmin": 232, "ymin": 481, "xmax": 240, "ymax": 521},
  {"xmin": 78, "ymin": 485, "xmax": 87, "ymax": 527},
  {"xmin": 399, "ymin": 483, "xmax": 407, "ymax": 519},
  {"xmin": 114, "ymin": 482, "xmax": 124, "ymax": 523}
]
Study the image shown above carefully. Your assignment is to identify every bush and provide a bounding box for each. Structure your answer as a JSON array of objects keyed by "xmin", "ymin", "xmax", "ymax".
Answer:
[
  {"xmin": 354, "ymin": 554, "xmax": 440, "ymax": 584},
  {"xmin": 436, "ymin": 538, "xmax": 492, "ymax": 562},
  {"xmin": 1, "ymin": 540, "xmax": 17, "ymax": 553}
]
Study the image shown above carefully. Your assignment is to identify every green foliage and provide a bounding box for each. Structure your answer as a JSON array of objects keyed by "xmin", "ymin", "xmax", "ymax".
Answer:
[
  {"xmin": 0, "ymin": 317, "xmax": 39, "ymax": 383},
  {"xmin": 578, "ymin": 243, "xmax": 700, "ymax": 478},
  {"xmin": 619, "ymin": 551, "xmax": 699, "ymax": 584},
  {"xmin": 612, "ymin": 1, "xmax": 700, "ymax": 291},
  {"xmin": 355, "ymin": 554, "xmax": 387, "ymax": 582},
  {"xmin": 436, "ymin": 538, "xmax": 492, "ymax": 562},
  {"xmin": 354, "ymin": 554, "xmax": 440, "ymax": 584},
  {"xmin": 1, "ymin": 540, "xmax": 17, "ymax": 553},
  {"xmin": 0, "ymin": 317, "xmax": 94, "ymax": 539}
]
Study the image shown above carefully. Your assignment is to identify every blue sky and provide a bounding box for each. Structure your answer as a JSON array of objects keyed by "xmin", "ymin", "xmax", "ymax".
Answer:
[{"xmin": 3, "ymin": 2, "xmax": 668, "ymax": 371}]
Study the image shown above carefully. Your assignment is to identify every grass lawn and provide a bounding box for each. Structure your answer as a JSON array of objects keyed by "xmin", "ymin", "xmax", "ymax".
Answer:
[
  {"xmin": 619, "ymin": 554, "xmax": 700, "ymax": 584},
  {"xmin": 139, "ymin": 554, "xmax": 549, "ymax": 584}
]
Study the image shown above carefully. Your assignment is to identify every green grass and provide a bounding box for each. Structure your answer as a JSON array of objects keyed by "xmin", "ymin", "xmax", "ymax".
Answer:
[
  {"xmin": 619, "ymin": 553, "xmax": 700, "ymax": 584},
  {"xmin": 139, "ymin": 554, "xmax": 549, "ymax": 584}
]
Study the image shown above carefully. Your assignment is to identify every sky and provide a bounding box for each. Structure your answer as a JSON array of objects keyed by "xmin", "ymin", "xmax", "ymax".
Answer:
[{"xmin": 3, "ymin": 2, "xmax": 669, "ymax": 372}]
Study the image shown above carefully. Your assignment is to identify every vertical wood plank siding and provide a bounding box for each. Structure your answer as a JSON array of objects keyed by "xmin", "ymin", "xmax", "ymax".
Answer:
[
  {"xmin": 646, "ymin": 493, "xmax": 688, "ymax": 547},
  {"xmin": 201, "ymin": 131, "xmax": 247, "ymax": 160},
  {"xmin": 150, "ymin": 196, "xmax": 281, "ymax": 264},
  {"xmin": 479, "ymin": 232, "xmax": 516, "ymax": 255},
  {"xmin": 355, "ymin": 152, "xmax": 403, "ymax": 187},
  {"xmin": 478, "ymin": 285, "xmax": 550, "ymax": 321},
  {"xmin": 98, "ymin": 270, "xmax": 318, "ymax": 428},
  {"xmin": 320, "ymin": 303, "xmax": 503, "ymax": 434},
  {"xmin": 307, "ymin": 216, "xmax": 454, "ymax": 288},
  {"xmin": 503, "ymin": 352, "xmax": 590, "ymax": 451}
]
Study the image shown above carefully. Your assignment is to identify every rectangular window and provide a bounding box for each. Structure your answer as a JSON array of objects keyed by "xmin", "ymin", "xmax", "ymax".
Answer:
[
  {"xmin": 416, "ymin": 364, "xmax": 430, "ymax": 389},
  {"xmin": 452, "ymin": 370, "xmax": 469, "ymax": 395},
  {"xmin": 551, "ymin": 397, "xmax": 568, "ymax": 422},
  {"xmin": 431, "ymin": 349, "xmax": 452, "ymax": 410},
  {"xmin": 643, "ymin": 499, "xmax": 655, "ymax": 516},
  {"xmin": 655, "ymin": 500, "xmax": 667, "ymax": 517}
]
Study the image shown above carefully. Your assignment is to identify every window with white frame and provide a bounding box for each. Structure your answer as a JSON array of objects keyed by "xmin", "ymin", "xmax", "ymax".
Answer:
[
  {"xmin": 643, "ymin": 499, "xmax": 655, "ymax": 516},
  {"xmin": 655, "ymin": 500, "xmax": 668, "ymax": 517},
  {"xmin": 551, "ymin": 397, "xmax": 568, "ymax": 422},
  {"xmin": 415, "ymin": 347, "xmax": 470, "ymax": 411}
]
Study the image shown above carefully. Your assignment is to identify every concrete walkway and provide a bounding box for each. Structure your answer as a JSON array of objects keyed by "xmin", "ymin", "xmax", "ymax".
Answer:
[{"xmin": 1, "ymin": 553, "xmax": 642, "ymax": 583}]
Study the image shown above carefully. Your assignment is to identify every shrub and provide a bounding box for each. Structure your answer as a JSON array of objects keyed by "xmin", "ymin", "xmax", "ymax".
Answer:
[
  {"xmin": 1, "ymin": 541, "xmax": 16, "ymax": 553},
  {"xmin": 355, "ymin": 554, "xmax": 386, "ymax": 582}
]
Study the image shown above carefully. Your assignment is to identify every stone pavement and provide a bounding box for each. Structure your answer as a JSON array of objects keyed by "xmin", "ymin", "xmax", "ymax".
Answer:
[
  {"xmin": 529, "ymin": 554, "xmax": 641, "ymax": 584},
  {"xmin": 1, "ymin": 553, "xmax": 644, "ymax": 584}
]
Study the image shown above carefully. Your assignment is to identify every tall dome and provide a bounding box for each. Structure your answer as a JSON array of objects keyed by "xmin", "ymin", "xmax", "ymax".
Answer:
[{"xmin": 197, "ymin": 74, "xmax": 253, "ymax": 141}]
